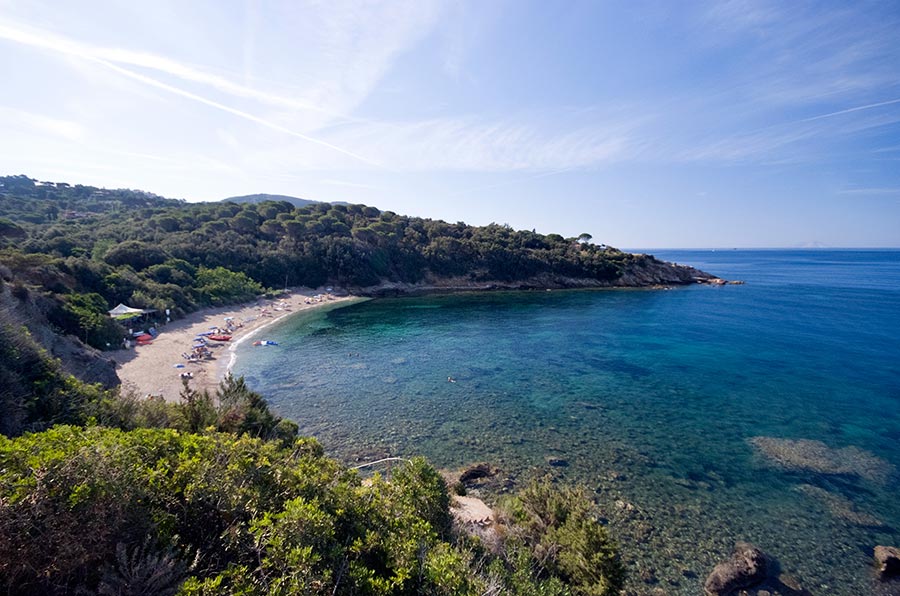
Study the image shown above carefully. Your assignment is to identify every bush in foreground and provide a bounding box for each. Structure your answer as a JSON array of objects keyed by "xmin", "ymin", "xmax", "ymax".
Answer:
[
  {"xmin": 0, "ymin": 424, "xmax": 624, "ymax": 596},
  {"xmin": 0, "ymin": 426, "xmax": 475, "ymax": 595},
  {"xmin": 494, "ymin": 478, "xmax": 625, "ymax": 596}
]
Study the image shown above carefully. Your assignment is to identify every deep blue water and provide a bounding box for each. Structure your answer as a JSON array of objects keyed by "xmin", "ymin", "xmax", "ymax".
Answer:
[{"xmin": 235, "ymin": 250, "xmax": 900, "ymax": 595}]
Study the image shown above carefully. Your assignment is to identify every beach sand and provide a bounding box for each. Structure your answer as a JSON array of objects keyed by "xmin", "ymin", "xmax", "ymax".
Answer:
[{"xmin": 112, "ymin": 290, "xmax": 359, "ymax": 401}]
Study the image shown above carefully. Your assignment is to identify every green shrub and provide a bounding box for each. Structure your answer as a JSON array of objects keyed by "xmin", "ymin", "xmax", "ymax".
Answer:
[
  {"xmin": 498, "ymin": 478, "xmax": 624, "ymax": 596},
  {"xmin": 193, "ymin": 267, "xmax": 264, "ymax": 306}
]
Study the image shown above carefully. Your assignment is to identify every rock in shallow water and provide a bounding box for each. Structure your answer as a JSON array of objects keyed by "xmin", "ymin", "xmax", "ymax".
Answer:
[
  {"xmin": 458, "ymin": 462, "xmax": 498, "ymax": 485},
  {"xmin": 875, "ymin": 546, "xmax": 900, "ymax": 579},
  {"xmin": 704, "ymin": 543, "xmax": 816, "ymax": 596},
  {"xmin": 704, "ymin": 542, "xmax": 768, "ymax": 596}
]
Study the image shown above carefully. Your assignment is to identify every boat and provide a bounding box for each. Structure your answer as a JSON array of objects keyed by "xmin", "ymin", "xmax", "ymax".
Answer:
[
  {"xmin": 208, "ymin": 334, "xmax": 232, "ymax": 342},
  {"xmin": 252, "ymin": 340, "xmax": 279, "ymax": 346}
]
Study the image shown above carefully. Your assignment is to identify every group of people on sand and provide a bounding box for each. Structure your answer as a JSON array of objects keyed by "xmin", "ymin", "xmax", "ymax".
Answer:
[
  {"xmin": 182, "ymin": 347, "xmax": 211, "ymax": 362},
  {"xmin": 181, "ymin": 316, "xmax": 250, "ymax": 363},
  {"xmin": 219, "ymin": 318, "xmax": 243, "ymax": 334},
  {"xmin": 259, "ymin": 299, "xmax": 292, "ymax": 318}
]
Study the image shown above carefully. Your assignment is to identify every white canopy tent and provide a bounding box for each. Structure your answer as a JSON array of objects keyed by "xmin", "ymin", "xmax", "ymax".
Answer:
[{"xmin": 108, "ymin": 303, "xmax": 154, "ymax": 317}]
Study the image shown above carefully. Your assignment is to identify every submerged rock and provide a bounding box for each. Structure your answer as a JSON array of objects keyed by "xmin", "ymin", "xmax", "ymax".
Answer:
[
  {"xmin": 875, "ymin": 546, "xmax": 900, "ymax": 579},
  {"xmin": 795, "ymin": 484, "xmax": 884, "ymax": 527},
  {"xmin": 749, "ymin": 436, "xmax": 895, "ymax": 484},
  {"xmin": 704, "ymin": 543, "xmax": 816, "ymax": 596},
  {"xmin": 704, "ymin": 542, "xmax": 769, "ymax": 596}
]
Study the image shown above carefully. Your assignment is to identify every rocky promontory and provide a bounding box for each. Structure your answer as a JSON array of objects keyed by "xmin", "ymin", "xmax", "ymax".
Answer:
[{"xmin": 355, "ymin": 255, "xmax": 730, "ymax": 297}]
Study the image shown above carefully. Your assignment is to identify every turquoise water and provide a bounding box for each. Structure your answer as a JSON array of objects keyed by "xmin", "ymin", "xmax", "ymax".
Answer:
[{"xmin": 235, "ymin": 250, "xmax": 900, "ymax": 595}]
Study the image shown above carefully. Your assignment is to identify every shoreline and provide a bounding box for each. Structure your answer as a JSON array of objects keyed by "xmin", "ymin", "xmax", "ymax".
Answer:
[
  {"xmin": 112, "ymin": 290, "xmax": 359, "ymax": 401},
  {"xmin": 220, "ymin": 296, "xmax": 369, "ymax": 379}
]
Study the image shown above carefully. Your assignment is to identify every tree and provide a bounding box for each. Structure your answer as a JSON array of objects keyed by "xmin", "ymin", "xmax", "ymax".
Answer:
[{"xmin": 577, "ymin": 233, "xmax": 593, "ymax": 244}]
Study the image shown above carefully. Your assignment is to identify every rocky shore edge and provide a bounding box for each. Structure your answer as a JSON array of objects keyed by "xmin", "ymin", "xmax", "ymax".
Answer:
[{"xmin": 352, "ymin": 259, "xmax": 740, "ymax": 298}]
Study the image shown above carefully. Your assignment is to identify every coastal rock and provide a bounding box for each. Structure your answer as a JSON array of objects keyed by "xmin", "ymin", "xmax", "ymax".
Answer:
[
  {"xmin": 54, "ymin": 337, "xmax": 120, "ymax": 388},
  {"xmin": 704, "ymin": 542, "xmax": 768, "ymax": 596},
  {"xmin": 450, "ymin": 495, "xmax": 501, "ymax": 552},
  {"xmin": 1, "ymin": 286, "xmax": 120, "ymax": 388},
  {"xmin": 874, "ymin": 546, "xmax": 900, "ymax": 579},
  {"xmin": 357, "ymin": 255, "xmax": 722, "ymax": 296},
  {"xmin": 458, "ymin": 462, "xmax": 499, "ymax": 486}
]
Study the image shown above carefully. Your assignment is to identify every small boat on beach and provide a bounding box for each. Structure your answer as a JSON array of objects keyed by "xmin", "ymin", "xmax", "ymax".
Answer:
[{"xmin": 208, "ymin": 334, "xmax": 232, "ymax": 342}]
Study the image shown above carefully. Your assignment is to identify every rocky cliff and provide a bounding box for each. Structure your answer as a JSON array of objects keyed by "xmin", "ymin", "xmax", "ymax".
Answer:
[
  {"xmin": 0, "ymin": 285, "xmax": 120, "ymax": 389},
  {"xmin": 355, "ymin": 255, "xmax": 724, "ymax": 297}
]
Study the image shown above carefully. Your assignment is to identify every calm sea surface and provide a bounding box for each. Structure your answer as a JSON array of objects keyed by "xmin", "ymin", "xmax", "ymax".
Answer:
[{"xmin": 235, "ymin": 250, "xmax": 900, "ymax": 595}]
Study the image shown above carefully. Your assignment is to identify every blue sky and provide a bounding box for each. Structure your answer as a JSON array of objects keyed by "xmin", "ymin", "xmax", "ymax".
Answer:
[{"xmin": 1, "ymin": 1, "xmax": 899, "ymax": 247}]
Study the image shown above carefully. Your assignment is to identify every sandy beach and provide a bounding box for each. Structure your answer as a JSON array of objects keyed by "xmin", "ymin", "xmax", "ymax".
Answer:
[{"xmin": 112, "ymin": 290, "xmax": 359, "ymax": 401}]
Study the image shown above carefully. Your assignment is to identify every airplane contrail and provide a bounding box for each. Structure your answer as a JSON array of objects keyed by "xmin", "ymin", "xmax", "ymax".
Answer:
[
  {"xmin": 801, "ymin": 97, "xmax": 900, "ymax": 123},
  {"xmin": 0, "ymin": 21, "xmax": 379, "ymax": 166}
]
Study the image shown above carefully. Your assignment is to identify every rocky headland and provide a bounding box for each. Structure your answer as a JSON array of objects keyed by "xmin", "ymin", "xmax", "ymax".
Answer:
[{"xmin": 355, "ymin": 256, "xmax": 732, "ymax": 297}]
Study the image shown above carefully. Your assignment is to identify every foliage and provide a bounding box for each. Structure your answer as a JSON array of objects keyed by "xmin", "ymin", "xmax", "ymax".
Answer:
[
  {"xmin": 0, "ymin": 313, "xmax": 114, "ymax": 436},
  {"xmin": 497, "ymin": 478, "xmax": 625, "ymax": 596},
  {"xmin": 0, "ymin": 427, "xmax": 480, "ymax": 596},
  {"xmin": 193, "ymin": 266, "xmax": 264, "ymax": 306},
  {"xmin": 48, "ymin": 291, "xmax": 125, "ymax": 349}
]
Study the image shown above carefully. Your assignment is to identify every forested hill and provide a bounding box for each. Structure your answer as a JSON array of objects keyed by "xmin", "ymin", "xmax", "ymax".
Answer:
[{"xmin": 0, "ymin": 174, "xmax": 715, "ymax": 349}]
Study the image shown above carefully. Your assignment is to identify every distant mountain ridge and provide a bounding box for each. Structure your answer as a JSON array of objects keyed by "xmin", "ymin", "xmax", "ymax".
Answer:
[
  {"xmin": 221, "ymin": 193, "xmax": 350, "ymax": 208},
  {"xmin": 220, "ymin": 193, "xmax": 317, "ymax": 208}
]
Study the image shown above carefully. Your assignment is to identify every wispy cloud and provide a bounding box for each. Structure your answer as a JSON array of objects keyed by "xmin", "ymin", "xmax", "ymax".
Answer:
[
  {"xmin": 2, "ymin": 1, "xmax": 898, "ymax": 180},
  {"xmin": 0, "ymin": 20, "xmax": 379, "ymax": 165},
  {"xmin": 449, "ymin": 168, "xmax": 574, "ymax": 196},
  {"xmin": 267, "ymin": 112, "xmax": 640, "ymax": 172}
]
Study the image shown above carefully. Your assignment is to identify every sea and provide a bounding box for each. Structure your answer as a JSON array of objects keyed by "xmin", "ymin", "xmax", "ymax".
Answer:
[{"xmin": 234, "ymin": 249, "xmax": 900, "ymax": 595}]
